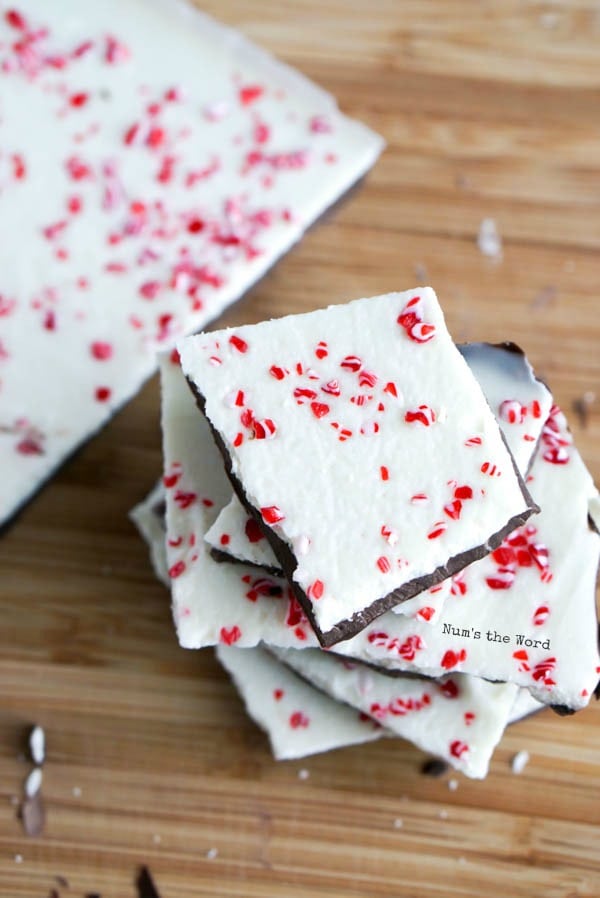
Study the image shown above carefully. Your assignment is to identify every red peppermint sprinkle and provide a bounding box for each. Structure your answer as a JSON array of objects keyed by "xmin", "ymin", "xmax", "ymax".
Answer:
[
  {"xmin": 454, "ymin": 485, "xmax": 473, "ymax": 500},
  {"xmin": 340, "ymin": 355, "xmax": 362, "ymax": 373},
  {"xmin": 532, "ymin": 656, "xmax": 556, "ymax": 685},
  {"xmin": 499, "ymin": 399, "xmax": 524, "ymax": 424},
  {"xmin": 244, "ymin": 517, "xmax": 264, "ymax": 543},
  {"xmin": 233, "ymin": 433, "xmax": 243, "ymax": 447},
  {"xmin": 252, "ymin": 418, "xmax": 277, "ymax": 440},
  {"xmin": 427, "ymin": 521, "xmax": 446, "ymax": 540},
  {"xmin": 321, "ymin": 379, "xmax": 341, "ymax": 396},
  {"xmin": 485, "ymin": 569, "xmax": 515, "ymax": 590},
  {"xmin": 289, "ymin": 711, "xmax": 309, "ymax": 729},
  {"xmin": 273, "ymin": 689, "xmax": 284, "ymax": 701},
  {"xmin": 187, "ymin": 218, "xmax": 205, "ymax": 234},
  {"xmin": 229, "ymin": 334, "xmax": 248, "ymax": 353},
  {"xmin": 139, "ymin": 280, "xmax": 161, "ymax": 300},
  {"xmin": 69, "ymin": 92, "xmax": 89, "ymax": 108},
  {"xmin": 465, "ymin": 436, "xmax": 482, "ymax": 447},
  {"xmin": 12, "ymin": 153, "xmax": 26, "ymax": 180},
  {"xmin": 310, "ymin": 401, "xmax": 329, "ymax": 419},
  {"xmin": 376, "ymin": 555, "xmax": 392, "ymax": 574},
  {"xmin": 450, "ymin": 575, "xmax": 468, "ymax": 597},
  {"xmin": 16, "ymin": 437, "xmax": 43, "ymax": 456},
  {"xmin": 438, "ymin": 679, "xmax": 459, "ymax": 699},
  {"xmin": 533, "ymin": 604, "xmax": 550, "ymax": 626},
  {"xmin": 449, "ymin": 740, "xmax": 469, "ymax": 759},
  {"xmin": 95, "ymin": 386, "xmax": 111, "ymax": 402},
  {"xmin": 358, "ymin": 369, "xmax": 378, "ymax": 388},
  {"xmin": 315, "ymin": 341, "xmax": 328, "ymax": 359},
  {"xmin": 201, "ymin": 498, "xmax": 214, "ymax": 508},
  {"xmin": 269, "ymin": 365, "xmax": 287, "ymax": 380},
  {"xmin": 417, "ymin": 606, "xmax": 435, "ymax": 622},
  {"xmin": 219, "ymin": 533, "xmax": 230, "ymax": 546},
  {"xmin": 380, "ymin": 466, "xmax": 389, "ymax": 481},
  {"xmin": 441, "ymin": 649, "xmax": 467, "ymax": 670},
  {"xmin": 444, "ymin": 499, "xmax": 463, "ymax": 520},
  {"xmin": 261, "ymin": 505, "xmax": 284, "ymax": 525},
  {"xmin": 174, "ymin": 490, "xmax": 196, "ymax": 509},
  {"xmin": 240, "ymin": 408, "xmax": 255, "ymax": 428},
  {"xmin": 105, "ymin": 34, "xmax": 130, "ymax": 64},
  {"xmin": 398, "ymin": 634, "xmax": 424, "ymax": 661},
  {"xmin": 43, "ymin": 310, "xmax": 56, "ymax": 331},
  {"xmin": 239, "ymin": 85, "xmax": 264, "ymax": 106},
  {"xmin": 464, "ymin": 711, "xmax": 475, "ymax": 725},
  {"xmin": 308, "ymin": 579, "xmax": 324, "ymax": 600},
  {"xmin": 405, "ymin": 405, "xmax": 436, "ymax": 427},
  {"xmin": 90, "ymin": 341, "xmax": 113, "ymax": 361},
  {"xmin": 168, "ymin": 560, "xmax": 186, "ymax": 579},
  {"xmin": 411, "ymin": 493, "xmax": 428, "ymax": 505},
  {"xmin": 481, "ymin": 461, "xmax": 501, "ymax": 477},
  {"xmin": 5, "ymin": 9, "xmax": 27, "ymax": 29},
  {"xmin": 294, "ymin": 387, "xmax": 317, "ymax": 404},
  {"xmin": 383, "ymin": 381, "xmax": 398, "ymax": 398},
  {"xmin": 220, "ymin": 626, "xmax": 242, "ymax": 646},
  {"xmin": 163, "ymin": 472, "xmax": 181, "ymax": 489}
]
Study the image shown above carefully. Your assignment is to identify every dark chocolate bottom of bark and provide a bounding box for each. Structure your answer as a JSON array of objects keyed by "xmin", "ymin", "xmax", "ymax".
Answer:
[
  {"xmin": 209, "ymin": 546, "xmax": 283, "ymax": 578},
  {"xmin": 187, "ymin": 379, "xmax": 539, "ymax": 649}
]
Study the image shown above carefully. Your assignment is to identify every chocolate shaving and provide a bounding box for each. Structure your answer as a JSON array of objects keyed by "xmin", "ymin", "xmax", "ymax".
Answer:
[
  {"xmin": 136, "ymin": 866, "xmax": 162, "ymax": 898},
  {"xmin": 421, "ymin": 758, "xmax": 449, "ymax": 777},
  {"xmin": 21, "ymin": 791, "xmax": 45, "ymax": 837}
]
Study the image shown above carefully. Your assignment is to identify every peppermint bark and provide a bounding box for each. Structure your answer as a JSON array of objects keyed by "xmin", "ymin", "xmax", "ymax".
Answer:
[
  {"xmin": 0, "ymin": 0, "xmax": 382, "ymax": 526},
  {"xmin": 180, "ymin": 289, "xmax": 538, "ymax": 645}
]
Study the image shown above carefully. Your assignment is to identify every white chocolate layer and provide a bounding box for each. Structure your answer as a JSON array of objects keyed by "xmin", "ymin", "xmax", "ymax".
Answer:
[
  {"xmin": 216, "ymin": 646, "xmax": 383, "ymax": 760},
  {"xmin": 273, "ymin": 648, "xmax": 517, "ymax": 778},
  {"xmin": 0, "ymin": 0, "xmax": 382, "ymax": 526},
  {"xmin": 180, "ymin": 289, "xmax": 535, "ymax": 641}
]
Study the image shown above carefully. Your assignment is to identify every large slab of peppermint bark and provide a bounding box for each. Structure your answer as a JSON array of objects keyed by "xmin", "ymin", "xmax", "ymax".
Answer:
[
  {"xmin": 0, "ymin": 0, "xmax": 383, "ymax": 528},
  {"xmin": 179, "ymin": 289, "xmax": 538, "ymax": 645}
]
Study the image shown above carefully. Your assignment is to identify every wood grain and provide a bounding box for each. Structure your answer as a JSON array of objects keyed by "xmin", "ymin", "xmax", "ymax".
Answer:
[{"xmin": 1, "ymin": 1, "xmax": 599, "ymax": 896}]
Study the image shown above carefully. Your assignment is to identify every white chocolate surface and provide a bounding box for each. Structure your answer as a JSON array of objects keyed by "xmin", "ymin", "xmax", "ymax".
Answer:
[
  {"xmin": 274, "ymin": 648, "xmax": 517, "ymax": 778},
  {"xmin": 0, "ymin": 0, "xmax": 382, "ymax": 526},
  {"xmin": 180, "ymin": 289, "xmax": 535, "ymax": 641}
]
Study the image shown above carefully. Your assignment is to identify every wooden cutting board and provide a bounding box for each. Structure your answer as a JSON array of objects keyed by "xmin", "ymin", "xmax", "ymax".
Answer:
[{"xmin": 1, "ymin": 2, "xmax": 599, "ymax": 896}]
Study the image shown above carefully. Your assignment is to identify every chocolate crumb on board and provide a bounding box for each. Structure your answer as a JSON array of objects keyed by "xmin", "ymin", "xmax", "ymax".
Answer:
[
  {"xmin": 421, "ymin": 758, "xmax": 449, "ymax": 777},
  {"xmin": 572, "ymin": 391, "xmax": 595, "ymax": 429},
  {"xmin": 136, "ymin": 866, "xmax": 162, "ymax": 898}
]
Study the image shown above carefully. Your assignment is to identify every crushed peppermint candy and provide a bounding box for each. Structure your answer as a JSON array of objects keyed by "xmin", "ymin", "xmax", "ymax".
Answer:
[{"xmin": 510, "ymin": 749, "xmax": 530, "ymax": 774}]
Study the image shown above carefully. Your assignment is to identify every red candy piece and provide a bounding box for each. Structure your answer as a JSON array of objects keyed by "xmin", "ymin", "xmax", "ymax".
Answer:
[
  {"xmin": 220, "ymin": 625, "xmax": 242, "ymax": 646},
  {"xmin": 261, "ymin": 505, "xmax": 285, "ymax": 524}
]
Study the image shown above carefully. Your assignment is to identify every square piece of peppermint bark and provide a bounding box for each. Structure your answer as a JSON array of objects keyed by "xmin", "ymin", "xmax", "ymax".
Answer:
[{"xmin": 179, "ymin": 288, "xmax": 538, "ymax": 646}]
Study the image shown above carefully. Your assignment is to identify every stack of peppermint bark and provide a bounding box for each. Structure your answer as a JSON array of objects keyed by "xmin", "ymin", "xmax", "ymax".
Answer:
[{"xmin": 132, "ymin": 288, "xmax": 600, "ymax": 779}]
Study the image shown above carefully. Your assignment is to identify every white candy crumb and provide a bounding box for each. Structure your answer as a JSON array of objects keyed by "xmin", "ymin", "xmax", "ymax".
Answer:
[
  {"xmin": 448, "ymin": 778, "xmax": 459, "ymax": 792},
  {"xmin": 477, "ymin": 218, "xmax": 502, "ymax": 260},
  {"xmin": 24, "ymin": 768, "xmax": 42, "ymax": 798},
  {"xmin": 153, "ymin": 834, "xmax": 162, "ymax": 845},
  {"xmin": 29, "ymin": 726, "xmax": 45, "ymax": 766},
  {"xmin": 298, "ymin": 768, "xmax": 310, "ymax": 781},
  {"xmin": 511, "ymin": 750, "xmax": 530, "ymax": 775},
  {"xmin": 14, "ymin": 854, "xmax": 23, "ymax": 864},
  {"xmin": 539, "ymin": 12, "xmax": 559, "ymax": 29},
  {"xmin": 393, "ymin": 818, "xmax": 403, "ymax": 829},
  {"xmin": 206, "ymin": 847, "xmax": 218, "ymax": 860},
  {"xmin": 438, "ymin": 809, "xmax": 449, "ymax": 820},
  {"xmin": 72, "ymin": 786, "xmax": 82, "ymax": 798}
]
